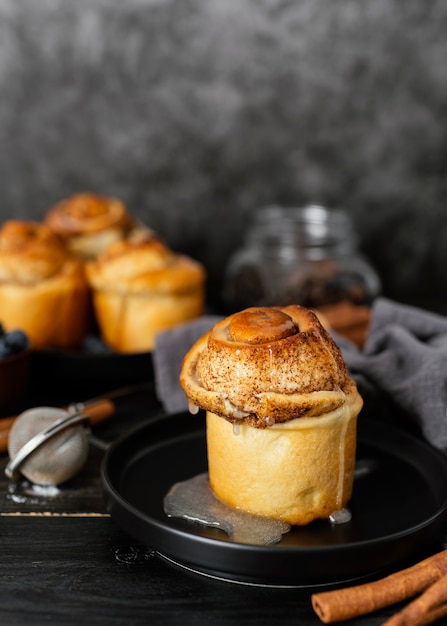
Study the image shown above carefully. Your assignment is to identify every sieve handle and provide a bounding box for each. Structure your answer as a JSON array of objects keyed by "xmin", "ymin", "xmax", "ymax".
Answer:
[
  {"xmin": 0, "ymin": 399, "xmax": 116, "ymax": 454},
  {"xmin": 68, "ymin": 398, "xmax": 116, "ymax": 426}
]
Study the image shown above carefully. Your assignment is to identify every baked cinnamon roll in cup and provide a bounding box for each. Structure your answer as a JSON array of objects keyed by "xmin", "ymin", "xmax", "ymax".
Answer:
[
  {"xmin": 44, "ymin": 192, "xmax": 135, "ymax": 259},
  {"xmin": 86, "ymin": 231, "xmax": 206, "ymax": 353},
  {"xmin": 180, "ymin": 305, "xmax": 363, "ymax": 526},
  {"xmin": 0, "ymin": 220, "xmax": 90, "ymax": 349}
]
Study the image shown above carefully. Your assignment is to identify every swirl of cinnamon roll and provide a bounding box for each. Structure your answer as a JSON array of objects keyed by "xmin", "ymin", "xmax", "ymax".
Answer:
[
  {"xmin": 45, "ymin": 192, "xmax": 132, "ymax": 235},
  {"xmin": 86, "ymin": 231, "xmax": 206, "ymax": 352},
  {"xmin": 180, "ymin": 305, "xmax": 356, "ymax": 426},
  {"xmin": 44, "ymin": 192, "xmax": 135, "ymax": 259},
  {"xmin": 0, "ymin": 220, "xmax": 69, "ymax": 284},
  {"xmin": 86, "ymin": 231, "xmax": 204, "ymax": 294}
]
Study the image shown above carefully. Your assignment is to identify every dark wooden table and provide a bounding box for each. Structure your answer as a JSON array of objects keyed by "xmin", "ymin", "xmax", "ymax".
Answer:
[{"xmin": 0, "ymin": 354, "xmax": 446, "ymax": 626}]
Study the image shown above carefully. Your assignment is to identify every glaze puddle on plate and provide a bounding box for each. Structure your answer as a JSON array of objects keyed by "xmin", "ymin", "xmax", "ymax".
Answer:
[{"xmin": 163, "ymin": 472, "xmax": 351, "ymax": 546}]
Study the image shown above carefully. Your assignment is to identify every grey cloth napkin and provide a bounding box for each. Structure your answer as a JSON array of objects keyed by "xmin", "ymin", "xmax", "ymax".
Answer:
[
  {"xmin": 335, "ymin": 297, "xmax": 447, "ymax": 453},
  {"xmin": 153, "ymin": 298, "xmax": 447, "ymax": 454},
  {"xmin": 153, "ymin": 315, "xmax": 222, "ymax": 415}
]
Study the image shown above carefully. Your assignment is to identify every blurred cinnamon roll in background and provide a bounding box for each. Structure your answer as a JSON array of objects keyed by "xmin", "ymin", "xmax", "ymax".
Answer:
[
  {"xmin": 44, "ymin": 192, "xmax": 135, "ymax": 260},
  {"xmin": 0, "ymin": 220, "xmax": 90, "ymax": 349},
  {"xmin": 180, "ymin": 305, "xmax": 363, "ymax": 526},
  {"xmin": 86, "ymin": 230, "xmax": 206, "ymax": 353}
]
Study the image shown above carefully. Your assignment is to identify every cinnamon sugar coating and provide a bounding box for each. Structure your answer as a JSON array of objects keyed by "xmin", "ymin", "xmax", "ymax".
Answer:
[{"xmin": 180, "ymin": 305, "xmax": 357, "ymax": 426}]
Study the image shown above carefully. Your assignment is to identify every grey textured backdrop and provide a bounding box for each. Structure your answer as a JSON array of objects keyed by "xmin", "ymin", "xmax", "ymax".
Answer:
[{"xmin": 0, "ymin": 0, "xmax": 446, "ymax": 312}]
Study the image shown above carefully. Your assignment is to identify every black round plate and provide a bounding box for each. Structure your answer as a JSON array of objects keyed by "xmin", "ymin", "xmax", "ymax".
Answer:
[{"xmin": 101, "ymin": 412, "xmax": 447, "ymax": 588}]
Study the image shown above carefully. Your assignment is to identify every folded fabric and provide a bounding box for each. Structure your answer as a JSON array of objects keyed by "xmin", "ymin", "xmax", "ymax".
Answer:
[
  {"xmin": 336, "ymin": 297, "xmax": 447, "ymax": 453},
  {"xmin": 153, "ymin": 315, "xmax": 222, "ymax": 415},
  {"xmin": 153, "ymin": 298, "xmax": 447, "ymax": 454}
]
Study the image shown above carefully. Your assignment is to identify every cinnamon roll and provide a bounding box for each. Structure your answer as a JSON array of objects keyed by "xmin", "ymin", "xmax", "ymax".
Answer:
[
  {"xmin": 0, "ymin": 220, "xmax": 90, "ymax": 349},
  {"xmin": 180, "ymin": 305, "xmax": 363, "ymax": 526},
  {"xmin": 86, "ymin": 231, "xmax": 206, "ymax": 353},
  {"xmin": 44, "ymin": 192, "xmax": 135, "ymax": 259}
]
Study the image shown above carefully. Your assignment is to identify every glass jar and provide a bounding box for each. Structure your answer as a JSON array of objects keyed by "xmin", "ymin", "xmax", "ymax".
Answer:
[{"xmin": 224, "ymin": 205, "xmax": 381, "ymax": 312}]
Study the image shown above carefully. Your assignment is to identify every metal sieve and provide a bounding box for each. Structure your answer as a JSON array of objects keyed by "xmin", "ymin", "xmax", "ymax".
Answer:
[{"xmin": 6, "ymin": 407, "xmax": 90, "ymax": 485}]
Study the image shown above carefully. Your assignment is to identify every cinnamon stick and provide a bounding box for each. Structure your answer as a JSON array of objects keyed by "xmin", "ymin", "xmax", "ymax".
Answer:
[
  {"xmin": 399, "ymin": 602, "xmax": 447, "ymax": 626},
  {"xmin": 380, "ymin": 603, "xmax": 447, "ymax": 626},
  {"xmin": 382, "ymin": 574, "xmax": 447, "ymax": 626},
  {"xmin": 311, "ymin": 550, "xmax": 447, "ymax": 623}
]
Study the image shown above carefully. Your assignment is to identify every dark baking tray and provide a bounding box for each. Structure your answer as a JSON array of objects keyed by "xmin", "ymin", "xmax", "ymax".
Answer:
[
  {"xmin": 31, "ymin": 336, "xmax": 153, "ymax": 390},
  {"xmin": 101, "ymin": 411, "xmax": 447, "ymax": 588}
]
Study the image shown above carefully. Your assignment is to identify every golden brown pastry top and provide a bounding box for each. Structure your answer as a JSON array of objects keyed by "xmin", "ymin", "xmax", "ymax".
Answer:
[
  {"xmin": 0, "ymin": 220, "xmax": 80, "ymax": 285},
  {"xmin": 86, "ymin": 230, "xmax": 205, "ymax": 294},
  {"xmin": 44, "ymin": 192, "xmax": 133, "ymax": 236},
  {"xmin": 180, "ymin": 305, "xmax": 358, "ymax": 427}
]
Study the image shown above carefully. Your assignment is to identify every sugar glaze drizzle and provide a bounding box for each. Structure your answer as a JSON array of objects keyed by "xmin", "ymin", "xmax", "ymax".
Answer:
[{"xmin": 188, "ymin": 401, "xmax": 200, "ymax": 415}]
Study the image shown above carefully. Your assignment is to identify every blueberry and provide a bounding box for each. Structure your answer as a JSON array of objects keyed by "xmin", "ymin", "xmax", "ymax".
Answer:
[
  {"xmin": 5, "ymin": 330, "xmax": 29, "ymax": 353},
  {"xmin": 0, "ymin": 340, "xmax": 11, "ymax": 358},
  {"xmin": 0, "ymin": 322, "xmax": 5, "ymax": 337}
]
